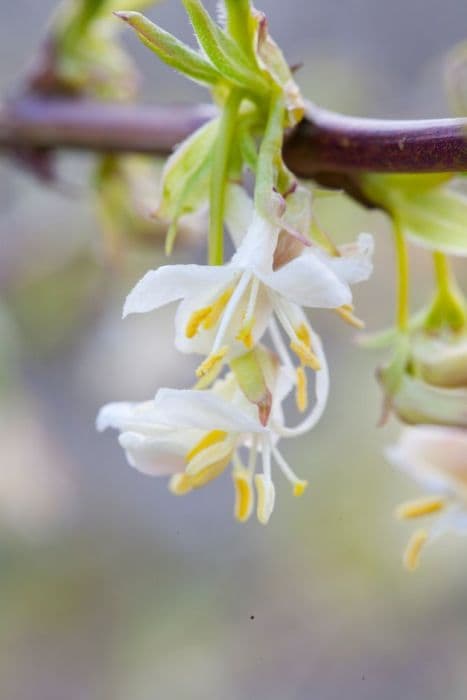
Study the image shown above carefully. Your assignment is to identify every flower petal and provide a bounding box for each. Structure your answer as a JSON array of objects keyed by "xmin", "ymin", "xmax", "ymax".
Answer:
[
  {"xmin": 262, "ymin": 252, "xmax": 352, "ymax": 308},
  {"xmin": 152, "ymin": 387, "xmax": 264, "ymax": 433},
  {"xmin": 123, "ymin": 264, "xmax": 232, "ymax": 317},
  {"xmin": 231, "ymin": 212, "xmax": 280, "ymax": 275},
  {"xmin": 326, "ymin": 233, "xmax": 374, "ymax": 284},
  {"xmin": 118, "ymin": 431, "xmax": 186, "ymax": 476}
]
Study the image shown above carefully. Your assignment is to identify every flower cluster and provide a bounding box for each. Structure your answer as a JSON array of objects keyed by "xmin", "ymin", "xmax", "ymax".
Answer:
[
  {"xmin": 97, "ymin": 0, "xmax": 374, "ymax": 523},
  {"xmin": 359, "ymin": 173, "xmax": 467, "ymax": 569}
]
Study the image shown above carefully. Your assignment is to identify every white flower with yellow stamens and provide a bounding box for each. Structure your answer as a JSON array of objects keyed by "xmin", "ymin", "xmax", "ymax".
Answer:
[
  {"xmin": 387, "ymin": 425, "xmax": 467, "ymax": 571},
  {"xmin": 97, "ymin": 367, "xmax": 312, "ymax": 524},
  {"xmin": 123, "ymin": 190, "xmax": 373, "ymax": 381}
]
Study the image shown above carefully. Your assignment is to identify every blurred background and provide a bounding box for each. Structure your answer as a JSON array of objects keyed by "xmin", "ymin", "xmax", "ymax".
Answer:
[{"xmin": 0, "ymin": 1, "xmax": 467, "ymax": 698}]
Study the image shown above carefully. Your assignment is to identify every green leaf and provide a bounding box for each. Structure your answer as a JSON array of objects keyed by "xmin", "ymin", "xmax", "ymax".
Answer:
[
  {"xmin": 115, "ymin": 11, "xmax": 222, "ymax": 85},
  {"xmin": 361, "ymin": 173, "xmax": 467, "ymax": 255},
  {"xmin": 158, "ymin": 117, "xmax": 219, "ymax": 221},
  {"xmin": 182, "ymin": 0, "xmax": 269, "ymax": 94}
]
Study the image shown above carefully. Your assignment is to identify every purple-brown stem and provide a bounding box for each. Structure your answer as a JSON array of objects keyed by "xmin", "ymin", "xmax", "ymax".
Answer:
[{"xmin": 0, "ymin": 96, "xmax": 465, "ymax": 174}]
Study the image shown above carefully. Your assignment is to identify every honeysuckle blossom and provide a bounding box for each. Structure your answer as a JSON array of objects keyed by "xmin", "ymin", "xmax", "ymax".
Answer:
[
  {"xmin": 97, "ymin": 365, "xmax": 317, "ymax": 524},
  {"xmin": 387, "ymin": 425, "xmax": 467, "ymax": 570},
  {"xmin": 123, "ymin": 190, "xmax": 373, "ymax": 389}
]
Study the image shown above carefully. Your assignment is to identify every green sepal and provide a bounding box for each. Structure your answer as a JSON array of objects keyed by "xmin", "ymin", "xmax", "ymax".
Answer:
[
  {"xmin": 115, "ymin": 11, "xmax": 223, "ymax": 86},
  {"xmin": 391, "ymin": 374, "xmax": 467, "ymax": 429},
  {"xmin": 230, "ymin": 348, "xmax": 273, "ymax": 426},
  {"xmin": 223, "ymin": 0, "xmax": 257, "ymax": 61},
  {"xmin": 182, "ymin": 0, "xmax": 269, "ymax": 95},
  {"xmin": 157, "ymin": 117, "xmax": 219, "ymax": 222},
  {"xmin": 360, "ymin": 173, "xmax": 467, "ymax": 256},
  {"xmin": 412, "ymin": 333, "xmax": 467, "ymax": 388},
  {"xmin": 377, "ymin": 334, "xmax": 411, "ymax": 398}
]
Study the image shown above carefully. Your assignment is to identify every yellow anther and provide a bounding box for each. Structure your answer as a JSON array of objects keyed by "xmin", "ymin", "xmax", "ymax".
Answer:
[
  {"xmin": 290, "ymin": 341, "xmax": 321, "ymax": 371},
  {"xmin": 403, "ymin": 529, "xmax": 428, "ymax": 572},
  {"xmin": 293, "ymin": 479, "xmax": 308, "ymax": 497},
  {"xmin": 295, "ymin": 366, "xmax": 308, "ymax": 412},
  {"xmin": 336, "ymin": 304, "xmax": 365, "ymax": 329},
  {"xmin": 395, "ymin": 497, "xmax": 446, "ymax": 520},
  {"xmin": 296, "ymin": 323, "xmax": 311, "ymax": 347},
  {"xmin": 202, "ymin": 287, "xmax": 234, "ymax": 330},
  {"xmin": 233, "ymin": 470, "xmax": 254, "ymax": 522},
  {"xmin": 185, "ymin": 430, "xmax": 227, "ymax": 463},
  {"xmin": 185, "ymin": 307, "xmax": 211, "ymax": 338},
  {"xmin": 195, "ymin": 346, "xmax": 228, "ymax": 378},
  {"xmin": 168, "ymin": 473, "xmax": 193, "ymax": 495},
  {"xmin": 186, "ymin": 443, "xmax": 233, "ymax": 488},
  {"xmin": 254, "ymin": 474, "xmax": 275, "ymax": 525},
  {"xmin": 236, "ymin": 317, "xmax": 255, "ymax": 349}
]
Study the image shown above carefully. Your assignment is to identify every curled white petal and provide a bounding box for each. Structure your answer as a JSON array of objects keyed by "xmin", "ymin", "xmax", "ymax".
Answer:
[
  {"xmin": 118, "ymin": 431, "xmax": 186, "ymax": 476},
  {"xmin": 152, "ymin": 388, "xmax": 265, "ymax": 434},
  {"xmin": 123, "ymin": 264, "xmax": 233, "ymax": 318},
  {"xmin": 326, "ymin": 233, "xmax": 375, "ymax": 285},
  {"xmin": 261, "ymin": 253, "xmax": 352, "ymax": 308}
]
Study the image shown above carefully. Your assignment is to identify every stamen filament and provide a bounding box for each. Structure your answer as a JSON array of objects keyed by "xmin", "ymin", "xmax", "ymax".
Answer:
[
  {"xmin": 272, "ymin": 445, "xmax": 308, "ymax": 496},
  {"xmin": 211, "ymin": 271, "xmax": 252, "ymax": 353}
]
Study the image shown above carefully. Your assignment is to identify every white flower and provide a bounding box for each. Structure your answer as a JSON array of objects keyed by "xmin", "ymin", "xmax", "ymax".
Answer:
[
  {"xmin": 123, "ymin": 186, "xmax": 373, "ymax": 383},
  {"xmin": 97, "ymin": 367, "xmax": 317, "ymax": 524},
  {"xmin": 386, "ymin": 425, "xmax": 467, "ymax": 570}
]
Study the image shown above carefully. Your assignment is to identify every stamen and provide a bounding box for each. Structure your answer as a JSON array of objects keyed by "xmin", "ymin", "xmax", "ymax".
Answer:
[
  {"xmin": 211, "ymin": 271, "xmax": 252, "ymax": 354},
  {"xmin": 268, "ymin": 318, "xmax": 295, "ymax": 374},
  {"xmin": 202, "ymin": 287, "xmax": 234, "ymax": 330},
  {"xmin": 272, "ymin": 445, "xmax": 308, "ymax": 496},
  {"xmin": 403, "ymin": 529, "xmax": 428, "ymax": 571},
  {"xmin": 295, "ymin": 366, "xmax": 308, "ymax": 412},
  {"xmin": 186, "ymin": 430, "xmax": 228, "ymax": 463},
  {"xmin": 168, "ymin": 473, "xmax": 193, "ymax": 495},
  {"xmin": 254, "ymin": 474, "xmax": 275, "ymax": 525},
  {"xmin": 335, "ymin": 304, "xmax": 365, "ymax": 329},
  {"xmin": 233, "ymin": 468, "xmax": 254, "ymax": 522},
  {"xmin": 296, "ymin": 323, "xmax": 311, "ymax": 347},
  {"xmin": 195, "ymin": 346, "xmax": 228, "ymax": 378},
  {"xmin": 293, "ymin": 481, "xmax": 308, "ymax": 497},
  {"xmin": 185, "ymin": 441, "xmax": 233, "ymax": 488},
  {"xmin": 236, "ymin": 317, "xmax": 255, "ymax": 349},
  {"xmin": 185, "ymin": 307, "xmax": 211, "ymax": 338},
  {"xmin": 395, "ymin": 497, "xmax": 446, "ymax": 520},
  {"xmin": 290, "ymin": 340, "xmax": 321, "ymax": 370}
]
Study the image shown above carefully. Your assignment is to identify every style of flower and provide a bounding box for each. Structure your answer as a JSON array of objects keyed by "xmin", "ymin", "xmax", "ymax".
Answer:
[
  {"xmin": 97, "ymin": 366, "xmax": 315, "ymax": 524},
  {"xmin": 123, "ymin": 190, "xmax": 373, "ymax": 398},
  {"xmin": 387, "ymin": 425, "xmax": 467, "ymax": 570}
]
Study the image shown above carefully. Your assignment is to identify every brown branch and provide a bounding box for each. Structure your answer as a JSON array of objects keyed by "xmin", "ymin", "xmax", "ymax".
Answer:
[{"xmin": 0, "ymin": 95, "xmax": 466, "ymax": 174}]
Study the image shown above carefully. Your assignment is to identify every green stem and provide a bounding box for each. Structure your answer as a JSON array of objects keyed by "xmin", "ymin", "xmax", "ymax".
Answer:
[
  {"xmin": 208, "ymin": 89, "xmax": 242, "ymax": 265},
  {"xmin": 433, "ymin": 251, "xmax": 453, "ymax": 297},
  {"xmin": 393, "ymin": 220, "xmax": 410, "ymax": 332},
  {"xmin": 254, "ymin": 92, "xmax": 285, "ymax": 215},
  {"xmin": 425, "ymin": 251, "xmax": 466, "ymax": 331}
]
